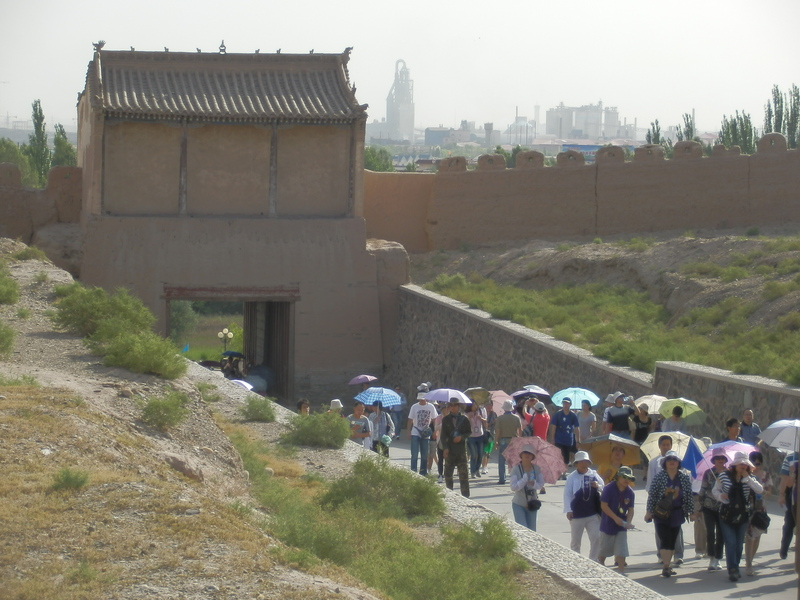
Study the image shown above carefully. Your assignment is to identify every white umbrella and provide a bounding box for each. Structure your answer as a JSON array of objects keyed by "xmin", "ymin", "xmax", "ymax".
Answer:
[
  {"xmin": 759, "ymin": 419, "xmax": 800, "ymax": 453},
  {"xmin": 424, "ymin": 388, "xmax": 472, "ymax": 404},
  {"xmin": 639, "ymin": 431, "xmax": 707, "ymax": 462},
  {"xmin": 635, "ymin": 395, "xmax": 668, "ymax": 414}
]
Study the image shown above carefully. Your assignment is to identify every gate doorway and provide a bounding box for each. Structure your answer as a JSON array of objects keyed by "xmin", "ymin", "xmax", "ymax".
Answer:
[
  {"xmin": 165, "ymin": 287, "xmax": 296, "ymax": 401},
  {"xmin": 243, "ymin": 301, "xmax": 294, "ymax": 400}
]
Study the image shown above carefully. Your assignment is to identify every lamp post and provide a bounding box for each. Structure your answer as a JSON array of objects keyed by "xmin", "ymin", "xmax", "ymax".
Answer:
[{"xmin": 217, "ymin": 328, "xmax": 234, "ymax": 352}]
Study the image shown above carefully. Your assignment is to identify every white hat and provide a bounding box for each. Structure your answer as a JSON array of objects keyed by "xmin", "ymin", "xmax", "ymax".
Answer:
[
  {"xmin": 330, "ymin": 398, "xmax": 343, "ymax": 410},
  {"xmin": 534, "ymin": 401, "xmax": 546, "ymax": 412},
  {"xmin": 730, "ymin": 451, "xmax": 755, "ymax": 469},
  {"xmin": 502, "ymin": 399, "xmax": 514, "ymax": 412},
  {"xmin": 572, "ymin": 451, "xmax": 591, "ymax": 464},
  {"xmin": 519, "ymin": 444, "xmax": 537, "ymax": 457}
]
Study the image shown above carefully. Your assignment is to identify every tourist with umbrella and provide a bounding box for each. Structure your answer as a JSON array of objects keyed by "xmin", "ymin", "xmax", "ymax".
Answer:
[
  {"xmin": 502, "ymin": 436, "xmax": 569, "ymax": 484},
  {"xmin": 659, "ymin": 397, "xmax": 706, "ymax": 429},
  {"xmin": 645, "ymin": 451, "xmax": 695, "ymax": 578},
  {"xmin": 697, "ymin": 446, "xmax": 728, "ymax": 572},
  {"xmin": 509, "ymin": 443, "xmax": 545, "ymax": 531},
  {"xmin": 759, "ymin": 419, "xmax": 800, "ymax": 561},
  {"xmin": 579, "ymin": 433, "xmax": 640, "ymax": 484}
]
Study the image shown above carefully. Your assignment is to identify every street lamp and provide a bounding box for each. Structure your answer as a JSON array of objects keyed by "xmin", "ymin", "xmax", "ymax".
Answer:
[{"xmin": 217, "ymin": 328, "xmax": 234, "ymax": 352}]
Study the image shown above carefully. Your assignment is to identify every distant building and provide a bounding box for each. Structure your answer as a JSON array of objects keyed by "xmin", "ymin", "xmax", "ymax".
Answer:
[
  {"xmin": 545, "ymin": 101, "xmax": 635, "ymax": 140},
  {"xmin": 385, "ymin": 59, "xmax": 415, "ymax": 143}
]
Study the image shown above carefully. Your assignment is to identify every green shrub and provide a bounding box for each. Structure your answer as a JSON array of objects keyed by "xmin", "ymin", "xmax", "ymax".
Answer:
[
  {"xmin": 746, "ymin": 227, "xmax": 760, "ymax": 236},
  {"xmin": 98, "ymin": 330, "xmax": 187, "ymax": 379},
  {"xmin": 321, "ymin": 455, "xmax": 445, "ymax": 520},
  {"xmin": 16, "ymin": 307, "xmax": 31, "ymax": 319},
  {"xmin": 50, "ymin": 467, "xmax": 89, "ymax": 491},
  {"xmin": 441, "ymin": 515, "xmax": 519, "ymax": 560},
  {"xmin": 54, "ymin": 284, "xmax": 154, "ymax": 337},
  {"xmin": 681, "ymin": 261, "xmax": 722, "ymax": 278},
  {"xmin": 34, "ymin": 271, "xmax": 48, "ymax": 283},
  {"xmin": 281, "ymin": 411, "xmax": 351, "ymax": 449},
  {"xmin": 141, "ymin": 390, "xmax": 190, "ymax": 430},
  {"xmin": 0, "ymin": 319, "xmax": 14, "ymax": 356},
  {"xmin": 12, "ymin": 246, "xmax": 48, "ymax": 261},
  {"xmin": 592, "ymin": 237, "xmax": 603, "ymax": 244},
  {"xmin": 0, "ymin": 373, "xmax": 37, "ymax": 386},
  {"xmin": 720, "ymin": 266, "xmax": 749, "ymax": 282},
  {"xmin": 240, "ymin": 395, "xmax": 276, "ymax": 422},
  {"xmin": 0, "ymin": 262, "xmax": 19, "ymax": 305},
  {"xmin": 196, "ymin": 382, "xmax": 222, "ymax": 403}
]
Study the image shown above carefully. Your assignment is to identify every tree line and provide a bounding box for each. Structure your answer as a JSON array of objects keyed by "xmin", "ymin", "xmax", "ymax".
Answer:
[
  {"xmin": 647, "ymin": 83, "xmax": 799, "ymax": 158},
  {"xmin": 0, "ymin": 100, "xmax": 77, "ymax": 188}
]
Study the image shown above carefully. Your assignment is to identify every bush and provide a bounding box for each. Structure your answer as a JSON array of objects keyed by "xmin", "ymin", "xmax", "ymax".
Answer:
[
  {"xmin": 0, "ymin": 262, "xmax": 19, "ymax": 305},
  {"xmin": 12, "ymin": 246, "xmax": 48, "ymax": 261},
  {"xmin": 0, "ymin": 319, "xmax": 14, "ymax": 356},
  {"xmin": 196, "ymin": 382, "xmax": 222, "ymax": 403},
  {"xmin": 141, "ymin": 391, "xmax": 190, "ymax": 430},
  {"xmin": 321, "ymin": 455, "xmax": 445, "ymax": 520},
  {"xmin": 0, "ymin": 373, "xmax": 37, "ymax": 386},
  {"xmin": 98, "ymin": 330, "xmax": 187, "ymax": 379},
  {"xmin": 241, "ymin": 395, "xmax": 276, "ymax": 422},
  {"xmin": 440, "ymin": 515, "xmax": 518, "ymax": 560},
  {"xmin": 54, "ymin": 284, "xmax": 154, "ymax": 337},
  {"xmin": 281, "ymin": 411, "xmax": 351, "ymax": 449},
  {"xmin": 50, "ymin": 467, "xmax": 89, "ymax": 491}
]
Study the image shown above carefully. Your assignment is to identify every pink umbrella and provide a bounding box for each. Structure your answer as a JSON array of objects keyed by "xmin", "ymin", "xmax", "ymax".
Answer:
[
  {"xmin": 348, "ymin": 374, "xmax": 377, "ymax": 385},
  {"xmin": 501, "ymin": 436, "xmax": 567, "ymax": 484},
  {"xmin": 489, "ymin": 390, "xmax": 514, "ymax": 414},
  {"xmin": 695, "ymin": 441, "xmax": 757, "ymax": 481}
]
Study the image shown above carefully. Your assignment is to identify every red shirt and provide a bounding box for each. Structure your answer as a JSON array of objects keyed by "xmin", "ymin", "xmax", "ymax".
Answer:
[{"xmin": 533, "ymin": 412, "xmax": 550, "ymax": 440}]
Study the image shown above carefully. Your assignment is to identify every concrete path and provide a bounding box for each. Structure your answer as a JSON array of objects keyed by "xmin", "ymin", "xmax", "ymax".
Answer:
[{"xmin": 386, "ymin": 434, "xmax": 798, "ymax": 600}]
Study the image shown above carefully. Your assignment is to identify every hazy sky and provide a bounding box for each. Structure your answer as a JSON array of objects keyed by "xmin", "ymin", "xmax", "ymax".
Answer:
[{"xmin": 1, "ymin": 0, "xmax": 798, "ymax": 136}]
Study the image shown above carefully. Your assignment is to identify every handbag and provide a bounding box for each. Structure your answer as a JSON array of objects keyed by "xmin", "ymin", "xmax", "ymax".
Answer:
[
  {"xmin": 750, "ymin": 510, "xmax": 770, "ymax": 531},
  {"xmin": 653, "ymin": 490, "xmax": 674, "ymax": 520}
]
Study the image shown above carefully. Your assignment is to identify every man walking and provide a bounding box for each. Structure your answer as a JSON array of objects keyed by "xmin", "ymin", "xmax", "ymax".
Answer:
[
  {"xmin": 549, "ymin": 397, "xmax": 580, "ymax": 468},
  {"xmin": 494, "ymin": 399, "xmax": 522, "ymax": 484},
  {"xmin": 564, "ymin": 451, "xmax": 604, "ymax": 561},
  {"xmin": 739, "ymin": 409, "xmax": 762, "ymax": 446},
  {"xmin": 603, "ymin": 393, "xmax": 640, "ymax": 438},
  {"xmin": 407, "ymin": 390, "xmax": 438, "ymax": 476},
  {"xmin": 441, "ymin": 398, "xmax": 472, "ymax": 497}
]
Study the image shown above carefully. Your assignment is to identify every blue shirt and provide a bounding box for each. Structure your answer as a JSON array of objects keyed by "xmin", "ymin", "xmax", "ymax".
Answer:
[
  {"xmin": 740, "ymin": 421, "xmax": 761, "ymax": 446},
  {"xmin": 552, "ymin": 410, "xmax": 579, "ymax": 446}
]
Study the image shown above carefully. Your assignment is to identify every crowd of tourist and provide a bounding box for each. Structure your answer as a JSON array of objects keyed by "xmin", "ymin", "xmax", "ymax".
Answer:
[{"xmin": 295, "ymin": 380, "xmax": 797, "ymax": 584}]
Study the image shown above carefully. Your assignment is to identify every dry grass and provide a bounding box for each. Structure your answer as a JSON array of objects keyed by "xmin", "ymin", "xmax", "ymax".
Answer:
[{"xmin": 0, "ymin": 384, "xmax": 279, "ymax": 599}]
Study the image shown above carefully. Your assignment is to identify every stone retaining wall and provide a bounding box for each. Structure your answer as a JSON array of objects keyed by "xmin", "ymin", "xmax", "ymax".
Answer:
[{"xmin": 387, "ymin": 285, "xmax": 800, "ymax": 475}]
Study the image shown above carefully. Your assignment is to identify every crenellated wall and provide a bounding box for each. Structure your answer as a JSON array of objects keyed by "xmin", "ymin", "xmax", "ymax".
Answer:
[{"xmin": 364, "ymin": 136, "xmax": 800, "ymax": 253}]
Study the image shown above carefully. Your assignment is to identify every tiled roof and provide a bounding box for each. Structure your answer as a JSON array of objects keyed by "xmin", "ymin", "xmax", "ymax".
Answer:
[{"xmin": 84, "ymin": 48, "xmax": 367, "ymax": 123}]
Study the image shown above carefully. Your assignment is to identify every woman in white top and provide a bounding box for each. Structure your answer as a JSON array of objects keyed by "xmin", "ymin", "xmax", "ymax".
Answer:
[{"xmin": 510, "ymin": 444, "xmax": 545, "ymax": 531}]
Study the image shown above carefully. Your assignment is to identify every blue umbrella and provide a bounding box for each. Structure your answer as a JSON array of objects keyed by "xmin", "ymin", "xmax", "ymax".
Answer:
[
  {"xmin": 552, "ymin": 387, "xmax": 600, "ymax": 407},
  {"xmin": 682, "ymin": 436, "xmax": 706, "ymax": 478},
  {"xmin": 222, "ymin": 350, "xmax": 245, "ymax": 358},
  {"xmin": 355, "ymin": 387, "xmax": 402, "ymax": 408}
]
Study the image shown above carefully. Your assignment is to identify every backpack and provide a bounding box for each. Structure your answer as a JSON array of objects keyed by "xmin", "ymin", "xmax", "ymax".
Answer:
[{"xmin": 719, "ymin": 479, "xmax": 750, "ymax": 525}]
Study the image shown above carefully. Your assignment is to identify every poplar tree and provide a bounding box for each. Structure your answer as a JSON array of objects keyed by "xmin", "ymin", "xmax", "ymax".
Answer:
[
  {"xmin": 24, "ymin": 100, "xmax": 51, "ymax": 187},
  {"xmin": 52, "ymin": 123, "xmax": 77, "ymax": 167}
]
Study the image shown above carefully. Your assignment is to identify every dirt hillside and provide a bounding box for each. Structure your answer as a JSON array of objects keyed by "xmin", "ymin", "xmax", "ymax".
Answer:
[{"xmin": 409, "ymin": 224, "xmax": 800, "ymax": 329}]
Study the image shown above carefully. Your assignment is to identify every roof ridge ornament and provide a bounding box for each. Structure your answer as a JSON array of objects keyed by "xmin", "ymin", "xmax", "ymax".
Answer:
[
  {"xmin": 93, "ymin": 40, "xmax": 105, "ymax": 52},
  {"xmin": 219, "ymin": 40, "xmax": 226, "ymax": 55}
]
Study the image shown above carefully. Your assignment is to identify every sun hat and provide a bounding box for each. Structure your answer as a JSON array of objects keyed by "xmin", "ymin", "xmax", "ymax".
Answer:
[
  {"xmin": 711, "ymin": 446, "xmax": 729, "ymax": 461},
  {"xmin": 519, "ymin": 444, "xmax": 537, "ymax": 457},
  {"xmin": 534, "ymin": 401, "xmax": 546, "ymax": 412},
  {"xmin": 639, "ymin": 403, "xmax": 649, "ymax": 412},
  {"xmin": 417, "ymin": 392, "xmax": 428, "ymax": 400},
  {"xmin": 572, "ymin": 450, "xmax": 591, "ymax": 464},
  {"xmin": 660, "ymin": 449, "xmax": 681, "ymax": 468},
  {"xmin": 502, "ymin": 399, "xmax": 514, "ymax": 412},
  {"xmin": 417, "ymin": 382, "xmax": 431, "ymax": 393},
  {"xmin": 605, "ymin": 391, "xmax": 623, "ymax": 404},
  {"xmin": 380, "ymin": 434, "xmax": 393, "ymax": 446},
  {"xmin": 730, "ymin": 451, "xmax": 755, "ymax": 469},
  {"xmin": 616, "ymin": 466, "xmax": 635, "ymax": 481},
  {"xmin": 329, "ymin": 398, "xmax": 343, "ymax": 410}
]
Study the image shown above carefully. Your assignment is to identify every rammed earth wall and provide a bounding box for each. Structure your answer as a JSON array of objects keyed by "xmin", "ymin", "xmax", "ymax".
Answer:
[{"xmin": 388, "ymin": 285, "xmax": 800, "ymax": 473}]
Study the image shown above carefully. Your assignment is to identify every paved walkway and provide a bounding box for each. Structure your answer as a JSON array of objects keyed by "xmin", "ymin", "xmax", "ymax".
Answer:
[{"xmin": 386, "ymin": 434, "xmax": 798, "ymax": 600}]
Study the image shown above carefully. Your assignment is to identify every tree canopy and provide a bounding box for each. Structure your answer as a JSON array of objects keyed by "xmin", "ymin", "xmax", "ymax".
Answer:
[{"xmin": 364, "ymin": 146, "xmax": 394, "ymax": 172}]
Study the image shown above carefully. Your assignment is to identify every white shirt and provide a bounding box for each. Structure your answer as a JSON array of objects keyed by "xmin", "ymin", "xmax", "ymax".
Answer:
[
  {"xmin": 646, "ymin": 454, "xmax": 664, "ymax": 493},
  {"xmin": 563, "ymin": 467, "xmax": 605, "ymax": 514},
  {"xmin": 408, "ymin": 402, "xmax": 438, "ymax": 436}
]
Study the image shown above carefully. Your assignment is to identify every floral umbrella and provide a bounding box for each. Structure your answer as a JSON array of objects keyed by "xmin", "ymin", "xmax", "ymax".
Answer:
[{"xmin": 501, "ymin": 436, "xmax": 567, "ymax": 484}]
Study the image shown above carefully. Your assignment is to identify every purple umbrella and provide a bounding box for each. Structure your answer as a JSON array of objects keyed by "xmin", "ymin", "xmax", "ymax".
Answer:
[
  {"xmin": 348, "ymin": 374, "xmax": 377, "ymax": 385},
  {"xmin": 695, "ymin": 441, "xmax": 757, "ymax": 480}
]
